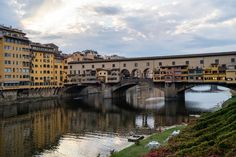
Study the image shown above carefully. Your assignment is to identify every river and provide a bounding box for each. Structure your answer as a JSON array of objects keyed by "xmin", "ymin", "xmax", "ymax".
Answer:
[{"xmin": 0, "ymin": 85, "xmax": 231, "ymax": 157}]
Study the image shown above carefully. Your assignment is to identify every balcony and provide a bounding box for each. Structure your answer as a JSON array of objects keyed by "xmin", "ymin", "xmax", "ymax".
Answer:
[
  {"xmin": 81, "ymin": 76, "xmax": 98, "ymax": 84},
  {"xmin": 107, "ymin": 76, "xmax": 120, "ymax": 83}
]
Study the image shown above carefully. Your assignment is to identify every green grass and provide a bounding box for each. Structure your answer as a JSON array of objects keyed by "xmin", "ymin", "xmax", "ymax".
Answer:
[
  {"xmin": 111, "ymin": 125, "xmax": 186, "ymax": 157},
  {"xmin": 222, "ymin": 95, "xmax": 236, "ymax": 107},
  {"xmin": 164, "ymin": 96, "xmax": 236, "ymax": 157}
]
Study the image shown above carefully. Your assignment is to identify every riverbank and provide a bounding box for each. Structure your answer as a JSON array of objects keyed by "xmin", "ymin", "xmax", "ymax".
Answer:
[
  {"xmin": 0, "ymin": 96, "xmax": 60, "ymax": 106},
  {"xmin": 111, "ymin": 125, "xmax": 186, "ymax": 157},
  {"xmin": 144, "ymin": 96, "xmax": 236, "ymax": 157}
]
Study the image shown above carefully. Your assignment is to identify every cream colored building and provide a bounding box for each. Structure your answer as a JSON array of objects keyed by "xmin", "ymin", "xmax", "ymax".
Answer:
[
  {"xmin": 226, "ymin": 64, "xmax": 236, "ymax": 84},
  {"xmin": 68, "ymin": 51, "xmax": 236, "ymax": 84},
  {"xmin": 66, "ymin": 50, "xmax": 102, "ymax": 63}
]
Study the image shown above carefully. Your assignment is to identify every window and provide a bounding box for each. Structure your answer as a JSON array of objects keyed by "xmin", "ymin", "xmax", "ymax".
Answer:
[
  {"xmin": 172, "ymin": 61, "xmax": 175, "ymax": 65},
  {"xmin": 135, "ymin": 63, "xmax": 138, "ymax": 67},
  {"xmin": 231, "ymin": 58, "xmax": 235, "ymax": 63},
  {"xmin": 112, "ymin": 64, "xmax": 115, "ymax": 67},
  {"xmin": 146, "ymin": 62, "xmax": 150, "ymax": 66},
  {"xmin": 102, "ymin": 64, "xmax": 105, "ymax": 68},
  {"xmin": 4, "ymin": 53, "xmax": 11, "ymax": 57},
  {"xmin": 4, "ymin": 45, "xmax": 11, "ymax": 50},
  {"xmin": 82, "ymin": 65, "xmax": 85, "ymax": 68},
  {"xmin": 92, "ymin": 65, "xmax": 94, "ymax": 68},
  {"xmin": 215, "ymin": 59, "xmax": 219, "ymax": 64},
  {"xmin": 159, "ymin": 62, "xmax": 162, "ymax": 66},
  {"xmin": 5, "ymin": 75, "xmax": 11, "ymax": 78},
  {"xmin": 4, "ymin": 60, "xmax": 11, "ymax": 65},
  {"xmin": 4, "ymin": 68, "xmax": 12, "ymax": 73},
  {"xmin": 123, "ymin": 63, "xmax": 126, "ymax": 67},
  {"xmin": 200, "ymin": 60, "xmax": 204, "ymax": 64},
  {"xmin": 186, "ymin": 61, "xmax": 189, "ymax": 65}
]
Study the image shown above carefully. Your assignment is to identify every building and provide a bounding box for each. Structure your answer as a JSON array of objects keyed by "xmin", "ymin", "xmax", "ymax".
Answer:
[
  {"xmin": 66, "ymin": 51, "xmax": 85, "ymax": 62},
  {"xmin": 226, "ymin": 64, "xmax": 236, "ymax": 84},
  {"xmin": 66, "ymin": 50, "xmax": 103, "ymax": 63},
  {"xmin": 96, "ymin": 68, "xmax": 120, "ymax": 83},
  {"xmin": 54, "ymin": 54, "xmax": 68, "ymax": 86},
  {"xmin": 153, "ymin": 65, "xmax": 188, "ymax": 82},
  {"xmin": 68, "ymin": 51, "xmax": 236, "ymax": 84},
  {"xmin": 103, "ymin": 54, "xmax": 126, "ymax": 60},
  {"xmin": 30, "ymin": 42, "xmax": 66, "ymax": 88},
  {"xmin": 0, "ymin": 25, "xmax": 31, "ymax": 90}
]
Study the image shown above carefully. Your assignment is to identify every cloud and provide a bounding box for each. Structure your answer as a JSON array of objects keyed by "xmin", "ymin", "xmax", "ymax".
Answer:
[
  {"xmin": 2, "ymin": 0, "xmax": 236, "ymax": 57},
  {"xmin": 41, "ymin": 35, "xmax": 62, "ymax": 40},
  {"xmin": 0, "ymin": 1, "xmax": 20, "ymax": 26},
  {"xmin": 94, "ymin": 6, "xmax": 123, "ymax": 15}
]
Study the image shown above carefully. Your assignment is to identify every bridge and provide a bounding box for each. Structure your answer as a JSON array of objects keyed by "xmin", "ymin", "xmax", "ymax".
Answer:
[{"xmin": 66, "ymin": 51, "xmax": 236, "ymax": 100}]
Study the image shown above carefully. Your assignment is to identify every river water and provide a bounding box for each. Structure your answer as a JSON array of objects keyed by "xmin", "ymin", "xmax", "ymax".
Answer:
[{"xmin": 0, "ymin": 85, "xmax": 231, "ymax": 157}]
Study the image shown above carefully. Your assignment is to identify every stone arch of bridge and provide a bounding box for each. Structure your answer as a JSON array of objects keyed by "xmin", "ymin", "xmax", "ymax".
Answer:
[
  {"xmin": 120, "ymin": 69, "xmax": 131, "ymax": 78},
  {"xmin": 112, "ymin": 78, "xmax": 157, "ymax": 95},
  {"xmin": 131, "ymin": 69, "xmax": 142, "ymax": 78},
  {"xmin": 143, "ymin": 68, "xmax": 153, "ymax": 79}
]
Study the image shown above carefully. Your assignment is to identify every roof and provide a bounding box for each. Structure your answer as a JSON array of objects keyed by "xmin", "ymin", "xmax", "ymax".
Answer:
[
  {"xmin": 3, "ymin": 34, "xmax": 29, "ymax": 41},
  {"xmin": 68, "ymin": 51, "xmax": 236, "ymax": 64},
  {"xmin": 0, "ymin": 25, "xmax": 26, "ymax": 35},
  {"xmin": 44, "ymin": 43, "xmax": 59, "ymax": 48}
]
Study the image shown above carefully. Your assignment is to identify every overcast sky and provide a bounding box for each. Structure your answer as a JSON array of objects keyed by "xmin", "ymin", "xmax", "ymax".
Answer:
[{"xmin": 1, "ymin": 0, "xmax": 236, "ymax": 57}]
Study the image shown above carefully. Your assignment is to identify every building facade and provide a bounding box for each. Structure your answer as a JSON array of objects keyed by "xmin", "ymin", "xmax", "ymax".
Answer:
[
  {"xmin": 0, "ymin": 25, "xmax": 31, "ymax": 90},
  {"xmin": 0, "ymin": 25, "xmax": 67, "ymax": 90},
  {"xmin": 30, "ymin": 42, "xmax": 66, "ymax": 88},
  {"xmin": 68, "ymin": 52, "xmax": 236, "ymax": 84}
]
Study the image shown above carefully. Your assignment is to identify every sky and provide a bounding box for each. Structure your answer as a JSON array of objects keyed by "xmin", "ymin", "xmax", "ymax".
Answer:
[{"xmin": 1, "ymin": 0, "xmax": 236, "ymax": 57}]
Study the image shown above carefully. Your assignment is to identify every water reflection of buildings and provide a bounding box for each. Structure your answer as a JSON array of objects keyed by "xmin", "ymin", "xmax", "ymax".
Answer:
[
  {"xmin": 0, "ymin": 99, "xmax": 137, "ymax": 157},
  {"xmin": 0, "ymin": 87, "xmax": 198, "ymax": 157},
  {"xmin": 0, "ymin": 101, "xmax": 66, "ymax": 157}
]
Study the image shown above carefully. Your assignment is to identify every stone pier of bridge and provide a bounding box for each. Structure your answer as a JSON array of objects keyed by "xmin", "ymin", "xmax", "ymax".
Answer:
[
  {"xmin": 164, "ymin": 83, "xmax": 185, "ymax": 100},
  {"xmin": 99, "ymin": 80, "xmax": 187, "ymax": 101}
]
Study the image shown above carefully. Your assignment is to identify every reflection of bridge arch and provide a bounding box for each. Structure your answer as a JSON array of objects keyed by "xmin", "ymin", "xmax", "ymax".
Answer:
[
  {"xmin": 143, "ymin": 68, "xmax": 153, "ymax": 79},
  {"xmin": 120, "ymin": 69, "xmax": 131, "ymax": 78},
  {"xmin": 174, "ymin": 83, "xmax": 233, "ymax": 95},
  {"xmin": 131, "ymin": 69, "xmax": 142, "ymax": 78}
]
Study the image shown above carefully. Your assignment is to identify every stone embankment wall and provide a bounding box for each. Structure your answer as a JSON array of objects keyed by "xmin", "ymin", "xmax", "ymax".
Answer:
[{"xmin": 0, "ymin": 88, "xmax": 63, "ymax": 104}]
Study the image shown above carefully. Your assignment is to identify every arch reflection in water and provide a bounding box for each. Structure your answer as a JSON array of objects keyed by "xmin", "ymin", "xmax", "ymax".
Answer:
[{"xmin": 185, "ymin": 85, "xmax": 232, "ymax": 112}]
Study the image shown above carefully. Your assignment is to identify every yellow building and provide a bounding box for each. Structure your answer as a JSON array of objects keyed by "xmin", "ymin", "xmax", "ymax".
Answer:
[
  {"xmin": 54, "ymin": 54, "xmax": 67, "ymax": 87},
  {"xmin": 96, "ymin": 68, "xmax": 108, "ymax": 83},
  {"xmin": 153, "ymin": 65, "xmax": 188, "ymax": 83},
  {"xmin": 0, "ymin": 25, "xmax": 31, "ymax": 90},
  {"xmin": 203, "ymin": 64, "xmax": 226, "ymax": 83},
  {"xmin": 30, "ymin": 42, "xmax": 66, "ymax": 88}
]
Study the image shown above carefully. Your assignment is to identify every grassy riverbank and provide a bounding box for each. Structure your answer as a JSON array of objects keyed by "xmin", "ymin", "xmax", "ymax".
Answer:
[
  {"xmin": 144, "ymin": 96, "xmax": 236, "ymax": 157},
  {"xmin": 111, "ymin": 125, "xmax": 186, "ymax": 157}
]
